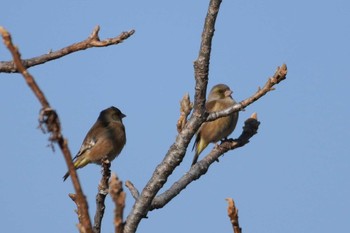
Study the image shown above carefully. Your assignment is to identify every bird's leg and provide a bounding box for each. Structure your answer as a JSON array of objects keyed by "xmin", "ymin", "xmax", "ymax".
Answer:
[
  {"xmin": 216, "ymin": 137, "xmax": 231, "ymax": 162},
  {"xmin": 221, "ymin": 137, "xmax": 237, "ymax": 143},
  {"xmin": 220, "ymin": 137, "xmax": 229, "ymax": 143}
]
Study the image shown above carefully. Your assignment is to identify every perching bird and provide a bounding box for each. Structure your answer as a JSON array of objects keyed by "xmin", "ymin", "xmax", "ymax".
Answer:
[
  {"xmin": 192, "ymin": 84, "xmax": 239, "ymax": 166},
  {"xmin": 63, "ymin": 106, "xmax": 126, "ymax": 181}
]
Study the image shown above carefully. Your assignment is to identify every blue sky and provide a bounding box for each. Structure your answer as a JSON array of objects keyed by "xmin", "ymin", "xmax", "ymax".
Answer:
[{"xmin": 1, "ymin": 1, "xmax": 349, "ymax": 233}]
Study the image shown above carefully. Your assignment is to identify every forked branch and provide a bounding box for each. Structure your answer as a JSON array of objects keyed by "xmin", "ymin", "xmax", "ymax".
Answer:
[{"xmin": 0, "ymin": 25, "xmax": 135, "ymax": 73}]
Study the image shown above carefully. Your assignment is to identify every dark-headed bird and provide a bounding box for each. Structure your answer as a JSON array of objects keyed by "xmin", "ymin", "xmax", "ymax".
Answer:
[{"xmin": 63, "ymin": 106, "xmax": 126, "ymax": 181}]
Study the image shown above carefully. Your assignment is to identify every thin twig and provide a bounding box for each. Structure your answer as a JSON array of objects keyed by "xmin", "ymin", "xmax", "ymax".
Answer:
[
  {"xmin": 93, "ymin": 159, "xmax": 111, "ymax": 233},
  {"xmin": 110, "ymin": 173, "xmax": 126, "ymax": 233},
  {"xmin": 0, "ymin": 26, "xmax": 93, "ymax": 233},
  {"xmin": 176, "ymin": 93, "xmax": 193, "ymax": 133},
  {"xmin": 206, "ymin": 64, "xmax": 287, "ymax": 122},
  {"xmin": 123, "ymin": 2, "xmax": 224, "ymax": 233},
  {"xmin": 125, "ymin": 180, "xmax": 140, "ymax": 200},
  {"xmin": 149, "ymin": 113, "xmax": 259, "ymax": 209},
  {"xmin": 68, "ymin": 194, "xmax": 90, "ymax": 232},
  {"xmin": 0, "ymin": 25, "xmax": 135, "ymax": 73},
  {"xmin": 226, "ymin": 198, "xmax": 242, "ymax": 233}
]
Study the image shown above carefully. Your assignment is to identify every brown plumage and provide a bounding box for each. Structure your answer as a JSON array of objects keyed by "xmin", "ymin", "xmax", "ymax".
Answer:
[
  {"xmin": 63, "ymin": 106, "xmax": 126, "ymax": 181},
  {"xmin": 192, "ymin": 84, "xmax": 238, "ymax": 166}
]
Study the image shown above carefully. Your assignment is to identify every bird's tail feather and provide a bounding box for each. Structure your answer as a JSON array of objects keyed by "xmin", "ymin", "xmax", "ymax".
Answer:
[
  {"xmin": 63, "ymin": 172, "xmax": 70, "ymax": 181},
  {"xmin": 62, "ymin": 157, "xmax": 90, "ymax": 181},
  {"xmin": 191, "ymin": 139, "xmax": 207, "ymax": 166},
  {"xmin": 191, "ymin": 152, "xmax": 200, "ymax": 167}
]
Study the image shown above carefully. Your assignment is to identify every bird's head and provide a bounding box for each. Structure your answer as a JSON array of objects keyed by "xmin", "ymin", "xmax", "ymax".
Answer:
[
  {"xmin": 207, "ymin": 84, "xmax": 233, "ymax": 102},
  {"xmin": 99, "ymin": 106, "xmax": 126, "ymax": 123}
]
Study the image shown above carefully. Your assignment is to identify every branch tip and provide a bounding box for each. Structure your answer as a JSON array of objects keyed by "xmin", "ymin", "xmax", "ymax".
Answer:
[
  {"xmin": 0, "ymin": 26, "xmax": 135, "ymax": 73},
  {"xmin": 279, "ymin": 63, "xmax": 288, "ymax": 75},
  {"xmin": 94, "ymin": 159, "xmax": 112, "ymax": 233},
  {"xmin": 90, "ymin": 25, "xmax": 101, "ymax": 40},
  {"xmin": 177, "ymin": 92, "xmax": 193, "ymax": 132},
  {"xmin": 129, "ymin": 29, "xmax": 136, "ymax": 35},
  {"xmin": 250, "ymin": 112, "xmax": 258, "ymax": 120},
  {"xmin": 109, "ymin": 173, "xmax": 126, "ymax": 233},
  {"xmin": 69, "ymin": 193, "xmax": 77, "ymax": 202},
  {"xmin": 226, "ymin": 198, "xmax": 242, "ymax": 233},
  {"xmin": 125, "ymin": 180, "xmax": 140, "ymax": 200}
]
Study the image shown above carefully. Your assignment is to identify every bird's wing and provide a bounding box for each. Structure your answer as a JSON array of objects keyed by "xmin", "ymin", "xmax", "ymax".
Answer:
[
  {"xmin": 73, "ymin": 119, "xmax": 107, "ymax": 160},
  {"xmin": 206, "ymin": 99, "xmax": 230, "ymax": 112},
  {"xmin": 73, "ymin": 136, "xmax": 97, "ymax": 160},
  {"xmin": 192, "ymin": 99, "xmax": 226, "ymax": 152}
]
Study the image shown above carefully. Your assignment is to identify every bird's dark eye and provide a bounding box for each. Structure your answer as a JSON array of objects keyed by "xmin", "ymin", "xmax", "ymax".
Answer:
[{"xmin": 111, "ymin": 113, "xmax": 118, "ymax": 120}]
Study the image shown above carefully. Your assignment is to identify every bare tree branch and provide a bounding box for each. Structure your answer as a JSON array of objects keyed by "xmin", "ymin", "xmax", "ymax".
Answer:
[
  {"xmin": 226, "ymin": 198, "xmax": 242, "ymax": 233},
  {"xmin": 123, "ymin": 1, "xmax": 223, "ymax": 232},
  {"xmin": 149, "ymin": 113, "xmax": 259, "ymax": 210},
  {"xmin": 192, "ymin": 0, "xmax": 223, "ymax": 117},
  {"xmin": 0, "ymin": 26, "xmax": 93, "ymax": 233},
  {"xmin": 2, "ymin": 0, "xmax": 288, "ymax": 231},
  {"xmin": 206, "ymin": 64, "xmax": 287, "ymax": 122},
  {"xmin": 125, "ymin": 180, "xmax": 140, "ymax": 200},
  {"xmin": 176, "ymin": 93, "xmax": 193, "ymax": 133},
  {"xmin": 109, "ymin": 173, "xmax": 126, "ymax": 233},
  {"xmin": 126, "ymin": 61, "xmax": 287, "ymax": 210},
  {"xmin": 0, "ymin": 25, "xmax": 135, "ymax": 73},
  {"xmin": 93, "ymin": 159, "xmax": 111, "ymax": 233},
  {"xmin": 68, "ymin": 193, "xmax": 84, "ymax": 231}
]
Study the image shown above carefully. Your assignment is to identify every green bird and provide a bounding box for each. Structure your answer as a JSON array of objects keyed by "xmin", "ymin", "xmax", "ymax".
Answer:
[{"xmin": 192, "ymin": 84, "xmax": 238, "ymax": 166}]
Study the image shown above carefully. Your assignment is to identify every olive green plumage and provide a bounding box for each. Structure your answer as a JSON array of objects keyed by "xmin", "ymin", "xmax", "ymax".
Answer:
[
  {"xmin": 192, "ymin": 84, "xmax": 238, "ymax": 166},
  {"xmin": 63, "ymin": 106, "xmax": 126, "ymax": 181}
]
